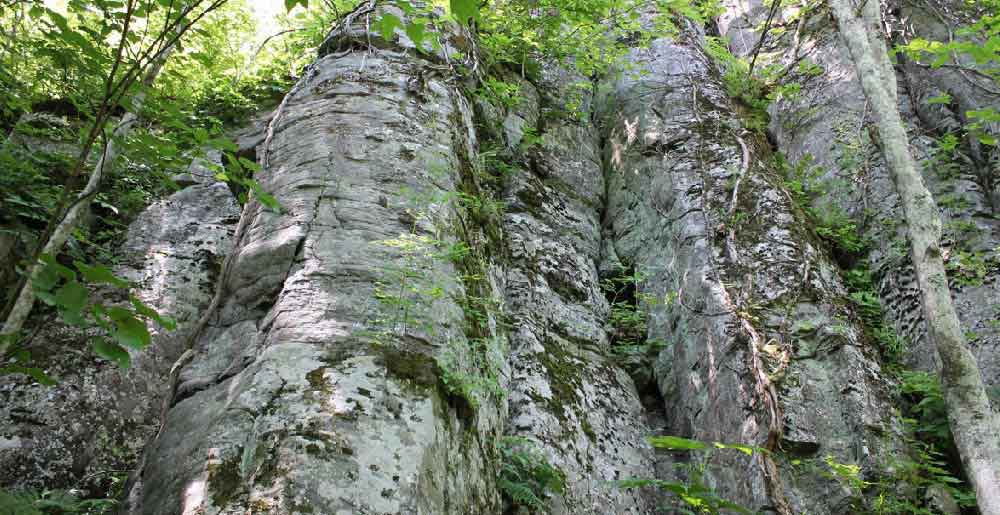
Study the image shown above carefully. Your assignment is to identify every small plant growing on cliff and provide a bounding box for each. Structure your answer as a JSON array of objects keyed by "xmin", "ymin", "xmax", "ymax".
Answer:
[
  {"xmin": 477, "ymin": 77, "xmax": 523, "ymax": 109},
  {"xmin": 773, "ymin": 151, "xmax": 868, "ymax": 257},
  {"xmin": 601, "ymin": 266, "xmax": 657, "ymax": 347},
  {"xmin": 618, "ymin": 435, "xmax": 752, "ymax": 514},
  {"xmin": 369, "ymin": 173, "xmax": 506, "ymax": 411},
  {"xmin": 822, "ymin": 455, "xmax": 868, "ymax": 498},
  {"xmin": 2, "ymin": 255, "xmax": 176, "ymax": 380},
  {"xmin": 944, "ymin": 249, "xmax": 993, "ymax": 287},
  {"xmin": 0, "ymin": 487, "xmax": 118, "ymax": 514},
  {"xmin": 842, "ymin": 265, "xmax": 907, "ymax": 365},
  {"xmin": 497, "ymin": 436, "xmax": 566, "ymax": 512},
  {"xmin": 600, "ymin": 266, "xmax": 671, "ymax": 380},
  {"xmin": 369, "ymin": 233, "xmax": 451, "ymax": 339},
  {"xmin": 438, "ymin": 334, "xmax": 506, "ymax": 409},
  {"xmin": 864, "ymin": 371, "xmax": 977, "ymax": 513}
]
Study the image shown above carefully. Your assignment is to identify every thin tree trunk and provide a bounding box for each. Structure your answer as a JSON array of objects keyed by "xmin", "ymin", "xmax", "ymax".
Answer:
[
  {"xmin": 0, "ymin": 43, "xmax": 175, "ymax": 353},
  {"xmin": 829, "ymin": 0, "xmax": 1000, "ymax": 512}
]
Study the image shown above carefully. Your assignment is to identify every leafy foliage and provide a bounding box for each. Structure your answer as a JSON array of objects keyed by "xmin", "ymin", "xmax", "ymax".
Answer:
[
  {"xmin": 0, "ymin": 486, "xmax": 121, "ymax": 514},
  {"xmin": 841, "ymin": 265, "xmax": 906, "ymax": 365},
  {"xmin": 773, "ymin": 151, "xmax": 869, "ymax": 258},
  {"xmin": 19, "ymin": 254, "xmax": 175, "ymax": 373},
  {"xmin": 600, "ymin": 266, "xmax": 670, "ymax": 358},
  {"xmin": 497, "ymin": 436, "xmax": 566, "ymax": 512},
  {"xmin": 895, "ymin": 2, "xmax": 999, "ymax": 152},
  {"xmin": 619, "ymin": 435, "xmax": 752, "ymax": 514},
  {"xmin": 865, "ymin": 371, "xmax": 977, "ymax": 513},
  {"xmin": 0, "ymin": 0, "xmax": 323, "ymax": 370},
  {"xmin": 821, "ymin": 455, "xmax": 868, "ymax": 499},
  {"xmin": 899, "ymin": 371, "xmax": 950, "ymax": 442},
  {"xmin": 702, "ymin": 29, "xmax": 819, "ymax": 132},
  {"xmin": 371, "ymin": 0, "xmax": 719, "ymax": 114}
]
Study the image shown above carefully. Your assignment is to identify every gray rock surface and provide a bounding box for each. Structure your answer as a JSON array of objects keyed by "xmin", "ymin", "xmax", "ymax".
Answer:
[
  {"xmin": 493, "ymin": 72, "xmax": 658, "ymax": 513},
  {"xmin": 6, "ymin": 3, "xmax": 991, "ymax": 514},
  {"xmin": 601, "ymin": 30, "xmax": 905, "ymax": 514},
  {"xmin": 0, "ymin": 152, "xmax": 239, "ymax": 494},
  {"xmin": 128, "ymin": 15, "xmax": 507, "ymax": 514},
  {"xmin": 718, "ymin": 0, "xmax": 1000, "ymax": 397}
]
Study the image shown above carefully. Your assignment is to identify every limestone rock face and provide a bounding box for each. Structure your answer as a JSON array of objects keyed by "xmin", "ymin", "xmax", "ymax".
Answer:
[
  {"xmin": 717, "ymin": 0, "xmax": 1000, "ymax": 399},
  {"xmin": 127, "ymin": 16, "xmax": 508, "ymax": 514},
  {"xmin": 0, "ymin": 153, "xmax": 239, "ymax": 493},
  {"xmin": 601, "ymin": 31, "xmax": 903, "ymax": 514},
  {"xmin": 5, "ymin": 3, "xmax": 986, "ymax": 514},
  {"xmin": 494, "ymin": 71, "xmax": 658, "ymax": 513}
]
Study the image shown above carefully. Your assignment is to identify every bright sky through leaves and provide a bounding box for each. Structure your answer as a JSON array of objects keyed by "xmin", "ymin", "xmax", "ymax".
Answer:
[
  {"xmin": 248, "ymin": 0, "xmax": 291, "ymax": 42},
  {"xmin": 45, "ymin": 0, "xmax": 299, "ymax": 45}
]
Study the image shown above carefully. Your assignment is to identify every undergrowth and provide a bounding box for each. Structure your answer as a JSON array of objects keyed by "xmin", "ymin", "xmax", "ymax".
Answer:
[{"xmin": 497, "ymin": 436, "xmax": 566, "ymax": 513}]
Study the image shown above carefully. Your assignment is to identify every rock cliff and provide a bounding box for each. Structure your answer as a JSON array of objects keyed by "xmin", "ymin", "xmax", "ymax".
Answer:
[{"xmin": 2, "ymin": 1, "xmax": 997, "ymax": 513}]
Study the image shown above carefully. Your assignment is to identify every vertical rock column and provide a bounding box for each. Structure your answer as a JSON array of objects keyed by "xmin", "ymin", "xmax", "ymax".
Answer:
[
  {"xmin": 602, "ymin": 32, "xmax": 904, "ymax": 514},
  {"xmin": 489, "ymin": 72, "xmax": 658, "ymax": 513},
  {"xmin": 131, "ymin": 16, "xmax": 505, "ymax": 515}
]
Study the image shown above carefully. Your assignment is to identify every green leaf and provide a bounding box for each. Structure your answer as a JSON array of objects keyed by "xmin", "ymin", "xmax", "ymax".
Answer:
[
  {"xmin": 716, "ymin": 498, "xmax": 753, "ymax": 513},
  {"xmin": 75, "ymin": 261, "xmax": 130, "ymax": 288},
  {"xmin": 284, "ymin": 0, "xmax": 307, "ymax": 11},
  {"xmin": 106, "ymin": 306, "xmax": 133, "ymax": 321},
  {"xmin": 376, "ymin": 13, "xmax": 402, "ymax": 41},
  {"xmin": 237, "ymin": 157, "xmax": 262, "ymax": 173},
  {"xmin": 91, "ymin": 303, "xmax": 111, "ymax": 331},
  {"xmin": 62, "ymin": 308, "xmax": 88, "ymax": 327},
  {"xmin": 616, "ymin": 478, "xmax": 659, "ymax": 489},
  {"xmin": 208, "ymin": 137, "xmax": 238, "ymax": 153},
  {"xmin": 926, "ymin": 93, "xmax": 951, "ymax": 105},
  {"xmin": 33, "ymin": 264, "xmax": 62, "ymax": 297},
  {"xmin": 93, "ymin": 339, "xmax": 131, "ymax": 369},
  {"xmin": 34, "ymin": 257, "xmax": 76, "ymax": 305},
  {"xmin": 35, "ymin": 254, "xmax": 75, "ymax": 289},
  {"xmin": 248, "ymin": 181, "xmax": 281, "ymax": 212},
  {"xmin": 968, "ymin": 108, "xmax": 1000, "ymax": 123},
  {"xmin": 192, "ymin": 127, "xmax": 209, "ymax": 145},
  {"xmin": 256, "ymin": 190, "xmax": 281, "ymax": 212},
  {"xmin": 648, "ymin": 435, "xmax": 708, "ymax": 451},
  {"xmin": 931, "ymin": 53, "xmax": 949, "ymax": 68},
  {"xmin": 406, "ymin": 21, "xmax": 427, "ymax": 50},
  {"xmin": 130, "ymin": 295, "xmax": 176, "ymax": 330},
  {"xmin": 53, "ymin": 281, "xmax": 90, "ymax": 327},
  {"xmin": 713, "ymin": 441, "xmax": 757, "ymax": 456},
  {"xmin": 47, "ymin": 10, "xmax": 70, "ymax": 32},
  {"xmin": 451, "ymin": 0, "xmax": 479, "ymax": 25},
  {"xmin": 0, "ymin": 365, "xmax": 57, "ymax": 386},
  {"xmin": 55, "ymin": 280, "xmax": 88, "ymax": 311},
  {"xmin": 395, "ymin": 0, "xmax": 416, "ymax": 14},
  {"xmin": 111, "ymin": 313, "xmax": 151, "ymax": 349}
]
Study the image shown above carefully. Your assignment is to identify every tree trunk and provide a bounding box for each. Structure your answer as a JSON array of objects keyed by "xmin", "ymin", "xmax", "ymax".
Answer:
[{"xmin": 829, "ymin": 1, "xmax": 1000, "ymax": 511}]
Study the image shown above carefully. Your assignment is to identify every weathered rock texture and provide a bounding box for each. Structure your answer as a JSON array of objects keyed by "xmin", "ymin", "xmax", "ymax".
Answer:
[
  {"xmin": 601, "ymin": 28, "xmax": 903, "ymax": 513},
  {"xmin": 491, "ymin": 71, "xmax": 658, "ymax": 512},
  {"xmin": 5, "ymin": 2, "xmax": 995, "ymax": 514},
  {"xmin": 126, "ymin": 10, "xmax": 508, "ymax": 513},
  {"xmin": 0, "ymin": 150, "xmax": 239, "ymax": 492},
  {"xmin": 718, "ymin": 0, "xmax": 1000, "ymax": 399}
]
